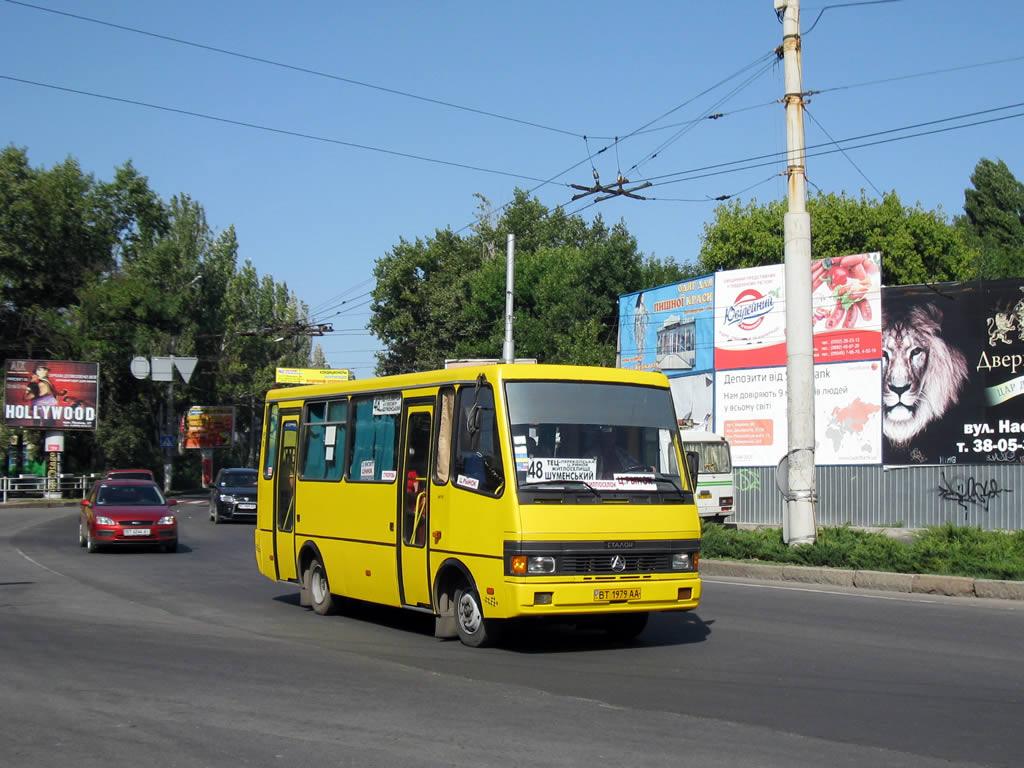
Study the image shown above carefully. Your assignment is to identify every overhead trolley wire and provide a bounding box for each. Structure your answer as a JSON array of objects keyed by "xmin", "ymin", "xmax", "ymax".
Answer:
[
  {"xmin": 0, "ymin": 74, "xmax": 557, "ymax": 185},
  {"xmin": 4, "ymin": 0, "xmax": 605, "ymax": 140}
]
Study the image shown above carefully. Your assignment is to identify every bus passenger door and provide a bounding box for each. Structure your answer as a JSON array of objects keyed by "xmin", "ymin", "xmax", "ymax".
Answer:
[
  {"xmin": 273, "ymin": 415, "xmax": 300, "ymax": 582},
  {"xmin": 399, "ymin": 404, "xmax": 432, "ymax": 608}
]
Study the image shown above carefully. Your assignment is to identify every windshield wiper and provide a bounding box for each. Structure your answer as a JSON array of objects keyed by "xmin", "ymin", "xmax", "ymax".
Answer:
[{"xmin": 519, "ymin": 480, "xmax": 602, "ymax": 499}]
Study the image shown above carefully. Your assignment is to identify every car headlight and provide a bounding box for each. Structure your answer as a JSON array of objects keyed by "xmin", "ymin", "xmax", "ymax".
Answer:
[
  {"xmin": 219, "ymin": 494, "xmax": 236, "ymax": 503},
  {"xmin": 95, "ymin": 516, "xmax": 115, "ymax": 526},
  {"xmin": 157, "ymin": 515, "xmax": 176, "ymax": 525}
]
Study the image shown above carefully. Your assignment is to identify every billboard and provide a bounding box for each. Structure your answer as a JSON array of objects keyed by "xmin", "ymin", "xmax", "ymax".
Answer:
[
  {"xmin": 3, "ymin": 359, "xmax": 99, "ymax": 430},
  {"xmin": 715, "ymin": 360, "xmax": 882, "ymax": 467},
  {"xmin": 184, "ymin": 405, "xmax": 235, "ymax": 448},
  {"xmin": 619, "ymin": 275, "xmax": 715, "ymax": 373},
  {"xmin": 713, "ymin": 253, "xmax": 882, "ymax": 370},
  {"xmin": 882, "ymin": 280, "xmax": 1024, "ymax": 465}
]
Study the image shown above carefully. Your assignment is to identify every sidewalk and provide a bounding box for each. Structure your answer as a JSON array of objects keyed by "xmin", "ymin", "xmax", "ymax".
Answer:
[{"xmin": 701, "ymin": 559, "xmax": 1024, "ymax": 601}]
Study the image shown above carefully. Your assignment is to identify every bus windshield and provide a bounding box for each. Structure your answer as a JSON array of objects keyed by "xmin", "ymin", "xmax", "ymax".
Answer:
[
  {"xmin": 505, "ymin": 381, "xmax": 681, "ymax": 487},
  {"xmin": 683, "ymin": 438, "xmax": 732, "ymax": 474}
]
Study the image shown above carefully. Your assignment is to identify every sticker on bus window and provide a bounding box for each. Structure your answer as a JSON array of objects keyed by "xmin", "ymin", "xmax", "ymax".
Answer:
[
  {"xmin": 360, "ymin": 460, "xmax": 376, "ymax": 479},
  {"xmin": 612, "ymin": 473, "xmax": 657, "ymax": 491},
  {"xmin": 525, "ymin": 458, "xmax": 597, "ymax": 483},
  {"xmin": 514, "ymin": 444, "xmax": 530, "ymax": 472},
  {"xmin": 373, "ymin": 394, "xmax": 401, "ymax": 416},
  {"xmin": 381, "ymin": 470, "xmax": 397, "ymax": 482},
  {"xmin": 325, "ymin": 425, "xmax": 337, "ymax": 446},
  {"xmin": 456, "ymin": 474, "xmax": 480, "ymax": 490}
]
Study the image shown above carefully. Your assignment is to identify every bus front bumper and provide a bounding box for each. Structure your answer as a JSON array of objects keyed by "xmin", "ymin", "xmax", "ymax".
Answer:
[{"xmin": 499, "ymin": 574, "xmax": 701, "ymax": 617}]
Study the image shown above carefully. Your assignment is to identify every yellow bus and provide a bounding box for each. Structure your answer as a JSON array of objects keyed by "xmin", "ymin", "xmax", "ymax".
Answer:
[{"xmin": 254, "ymin": 363, "xmax": 702, "ymax": 646}]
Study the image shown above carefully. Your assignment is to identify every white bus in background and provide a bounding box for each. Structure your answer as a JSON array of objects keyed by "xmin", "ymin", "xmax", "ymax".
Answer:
[{"xmin": 679, "ymin": 430, "xmax": 735, "ymax": 523}]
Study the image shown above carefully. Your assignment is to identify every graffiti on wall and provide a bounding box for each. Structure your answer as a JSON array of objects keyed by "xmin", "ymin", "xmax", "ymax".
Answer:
[{"xmin": 937, "ymin": 472, "xmax": 1013, "ymax": 519}]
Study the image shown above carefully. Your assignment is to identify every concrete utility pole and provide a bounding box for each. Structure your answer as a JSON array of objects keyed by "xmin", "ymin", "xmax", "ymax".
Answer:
[
  {"xmin": 502, "ymin": 233, "xmax": 515, "ymax": 364},
  {"xmin": 776, "ymin": 0, "xmax": 817, "ymax": 545}
]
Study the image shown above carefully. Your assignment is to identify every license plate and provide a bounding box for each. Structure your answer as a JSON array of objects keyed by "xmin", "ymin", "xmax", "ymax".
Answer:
[
  {"xmin": 237, "ymin": 504, "xmax": 256, "ymax": 510},
  {"xmin": 594, "ymin": 587, "xmax": 641, "ymax": 601},
  {"xmin": 699, "ymin": 490, "xmax": 712, "ymax": 498},
  {"xmin": 124, "ymin": 528, "xmax": 151, "ymax": 536}
]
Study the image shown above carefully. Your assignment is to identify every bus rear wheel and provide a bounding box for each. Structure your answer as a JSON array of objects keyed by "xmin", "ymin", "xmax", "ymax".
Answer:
[
  {"xmin": 454, "ymin": 585, "xmax": 501, "ymax": 647},
  {"xmin": 308, "ymin": 556, "xmax": 337, "ymax": 616}
]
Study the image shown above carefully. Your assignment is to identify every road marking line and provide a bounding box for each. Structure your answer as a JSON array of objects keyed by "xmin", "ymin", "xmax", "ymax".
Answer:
[
  {"xmin": 16, "ymin": 547, "xmax": 66, "ymax": 577},
  {"xmin": 702, "ymin": 577, "xmax": 936, "ymax": 603}
]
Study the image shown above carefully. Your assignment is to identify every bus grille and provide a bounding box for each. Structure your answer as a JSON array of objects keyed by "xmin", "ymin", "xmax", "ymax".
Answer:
[{"xmin": 559, "ymin": 553, "xmax": 674, "ymax": 574}]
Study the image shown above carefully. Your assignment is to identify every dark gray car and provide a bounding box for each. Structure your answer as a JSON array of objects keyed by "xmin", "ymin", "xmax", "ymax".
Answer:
[{"xmin": 208, "ymin": 468, "xmax": 258, "ymax": 524}]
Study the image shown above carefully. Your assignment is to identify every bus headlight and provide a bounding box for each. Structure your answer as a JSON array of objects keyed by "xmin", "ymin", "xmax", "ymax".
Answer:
[
  {"xmin": 672, "ymin": 553, "xmax": 694, "ymax": 570},
  {"xmin": 528, "ymin": 556, "xmax": 556, "ymax": 574}
]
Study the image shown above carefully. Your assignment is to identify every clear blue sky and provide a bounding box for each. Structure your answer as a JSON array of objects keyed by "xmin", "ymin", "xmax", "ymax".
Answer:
[{"xmin": 3, "ymin": 0, "xmax": 1022, "ymax": 378}]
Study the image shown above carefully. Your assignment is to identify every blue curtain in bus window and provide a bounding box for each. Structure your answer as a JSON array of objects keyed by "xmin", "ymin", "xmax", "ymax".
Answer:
[
  {"xmin": 302, "ymin": 403, "xmax": 327, "ymax": 479},
  {"xmin": 350, "ymin": 399, "xmax": 375, "ymax": 479},
  {"xmin": 372, "ymin": 414, "xmax": 396, "ymax": 478},
  {"xmin": 325, "ymin": 400, "xmax": 347, "ymax": 481}
]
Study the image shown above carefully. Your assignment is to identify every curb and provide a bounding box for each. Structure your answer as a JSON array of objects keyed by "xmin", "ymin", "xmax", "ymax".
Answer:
[{"xmin": 701, "ymin": 559, "xmax": 1024, "ymax": 601}]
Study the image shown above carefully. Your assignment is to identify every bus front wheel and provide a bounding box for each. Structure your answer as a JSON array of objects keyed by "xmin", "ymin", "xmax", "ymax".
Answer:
[
  {"xmin": 308, "ymin": 556, "xmax": 337, "ymax": 616},
  {"xmin": 454, "ymin": 585, "xmax": 500, "ymax": 647}
]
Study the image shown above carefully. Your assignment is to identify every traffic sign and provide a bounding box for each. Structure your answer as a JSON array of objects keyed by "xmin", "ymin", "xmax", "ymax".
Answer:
[{"xmin": 160, "ymin": 435, "xmax": 176, "ymax": 448}]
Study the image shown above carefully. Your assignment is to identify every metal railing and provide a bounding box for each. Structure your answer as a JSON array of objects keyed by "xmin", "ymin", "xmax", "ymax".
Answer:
[{"xmin": 0, "ymin": 474, "xmax": 100, "ymax": 503}]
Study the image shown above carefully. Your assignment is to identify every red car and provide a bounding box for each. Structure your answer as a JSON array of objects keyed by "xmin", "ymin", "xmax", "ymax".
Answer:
[
  {"xmin": 103, "ymin": 468, "xmax": 156, "ymax": 482},
  {"xmin": 79, "ymin": 479, "xmax": 178, "ymax": 553}
]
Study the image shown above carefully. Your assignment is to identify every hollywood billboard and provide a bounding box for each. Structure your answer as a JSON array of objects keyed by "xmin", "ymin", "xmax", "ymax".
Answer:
[
  {"xmin": 3, "ymin": 359, "xmax": 99, "ymax": 430},
  {"xmin": 882, "ymin": 279, "xmax": 1024, "ymax": 465}
]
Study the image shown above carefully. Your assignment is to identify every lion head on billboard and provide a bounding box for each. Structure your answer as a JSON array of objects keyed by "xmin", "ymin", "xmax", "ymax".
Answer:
[{"xmin": 882, "ymin": 302, "xmax": 968, "ymax": 447}]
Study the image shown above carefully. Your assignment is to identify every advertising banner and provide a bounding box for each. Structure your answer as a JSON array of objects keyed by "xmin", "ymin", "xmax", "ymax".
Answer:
[
  {"xmin": 669, "ymin": 372, "xmax": 715, "ymax": 430},
  {"xmin": 3, "ymin": 359, "xmax": 99, "ymax": 430},
  {"xmin": 184, "ymin": 405, "xmax": 235, "ymax": 449},
  {"xmin": 713, "ymin": 264, "xmax": 786, "ymax": 370},
  {"xmin": 715, "ymin": 360, "xmax": 882, "ymax": 467},
  {"xmin": 275, "ymin": 368, "xmax": 353, "ymax": 384},
  {"xmin": 882, "ymin": 280, "xmax": 1024, "ymax": 465},
  {"xmin": 713, "ymin": 253, "xmax": 883, "ymax": 370},
  {"xmin": 811, "ymin": 252, "xmax": 882, "ymax": 362},
  {"xmin": 619, "ymin": 275, "xmax": 715, "ymax": 373}
]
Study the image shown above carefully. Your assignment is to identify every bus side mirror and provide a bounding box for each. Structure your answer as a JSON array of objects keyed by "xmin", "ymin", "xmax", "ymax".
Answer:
[{"xmin": 686, "ymin": 451, "xmax": 700, "ymax": 486}]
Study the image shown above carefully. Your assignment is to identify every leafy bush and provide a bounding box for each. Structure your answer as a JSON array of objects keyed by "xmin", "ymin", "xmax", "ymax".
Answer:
[{"xmin": 700, "ymin": 522, "xmax": 1024, "ymax": 581}]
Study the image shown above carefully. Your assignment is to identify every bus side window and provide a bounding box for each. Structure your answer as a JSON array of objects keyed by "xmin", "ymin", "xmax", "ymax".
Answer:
[
  {"xmin": 348, "ymin": 396, "xmax": 397, "ymax": 482},
  {"xmin": 452, "ymin": 383, "xmax": 504, "ymax": 496},
  {"xmin": 263, "ymin": 403, "xmax": 280, "ymax": 480},
  {"xmin": 434, "ymin": 387, "xmax": 455, "ymax": 485}
]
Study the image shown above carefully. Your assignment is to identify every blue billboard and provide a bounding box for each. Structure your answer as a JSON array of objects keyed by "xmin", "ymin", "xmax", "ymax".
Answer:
[{"xmin": 618, "ymin": 275, "xmax": 715, "ymax": 374}]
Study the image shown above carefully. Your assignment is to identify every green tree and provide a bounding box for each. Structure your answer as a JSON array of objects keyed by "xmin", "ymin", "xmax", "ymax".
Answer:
[
  {"xmin": 957, "ymin": 158, "xmax": 1024, "ymax": 279},
  {"xmin": 698, "ymin": 190, "xmax": 975, "ymax": 285},
  {"xmin": 369, "ymin": 189, "xmax": 689, "ymax": 374}
]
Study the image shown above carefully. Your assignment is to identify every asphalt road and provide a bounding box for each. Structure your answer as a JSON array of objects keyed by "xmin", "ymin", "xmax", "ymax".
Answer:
[{"xmin": 1, "ymin": 497, "xmax": 1022, "ymax": 768}]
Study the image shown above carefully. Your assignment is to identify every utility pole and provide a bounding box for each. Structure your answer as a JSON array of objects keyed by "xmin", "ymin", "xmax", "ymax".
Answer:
[
  {"xmin": 502, "ymin": 233, "xmax": 515, "ymax": 364},
  {"xmin": 776, "ymin": 0, "xmax": 817, "ymax": 545}
]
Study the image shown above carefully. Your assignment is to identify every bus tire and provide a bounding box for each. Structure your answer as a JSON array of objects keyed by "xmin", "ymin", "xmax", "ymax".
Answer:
[
  {"xmin": 454, "ymin": 584, "xmax": 500, "ymax": 647},
  {"xmin": 605, "ymin": 612, "xmax": 649, "ymax": 641},
  {"xmin": 309, "ymin": 556, "xmax": 337, "ymax": 616}
]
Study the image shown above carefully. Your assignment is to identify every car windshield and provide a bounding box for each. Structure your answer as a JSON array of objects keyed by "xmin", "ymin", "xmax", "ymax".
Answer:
[
  {"xmin": 505, "ymin": 381, "xmax": 682, "ymax": 489},
  {"xmin": 222, "ymin": 471, "xmax": 257, "ymax": 487},
  {"xmin": 96, "ymin": 484, "xmax": 165, "ymax": 505}
]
